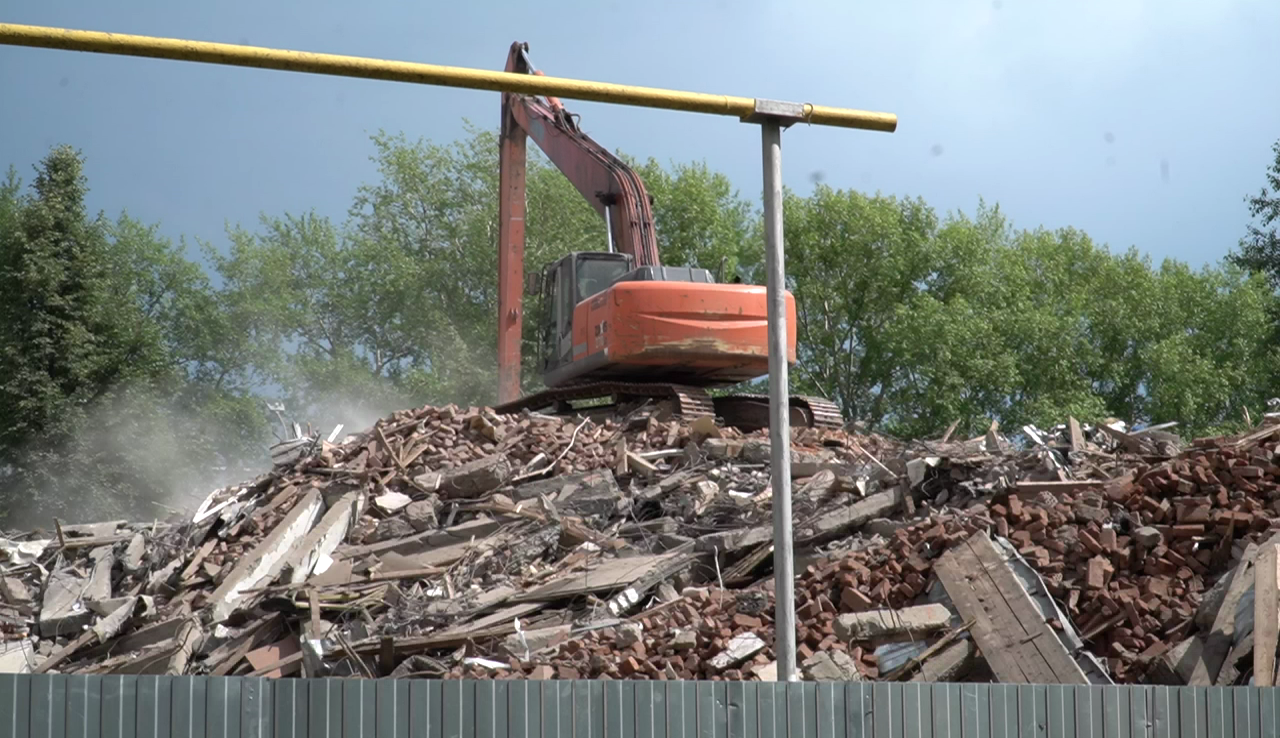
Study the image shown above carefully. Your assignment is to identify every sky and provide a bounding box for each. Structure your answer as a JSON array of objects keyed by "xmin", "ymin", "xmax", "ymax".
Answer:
[{"xmin": 1, "ymin": 0, "xmax": 1277, "ymax": 269}]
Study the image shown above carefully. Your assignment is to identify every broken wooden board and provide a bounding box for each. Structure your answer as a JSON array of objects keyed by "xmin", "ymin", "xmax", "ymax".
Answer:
[
  {"xmin": 908, "ymin": 639, "xmax": 978, "ymax": 683},
  {"xmin": 337, "ymin": 517, "xmax": 502, "ymax": 560},
  {"xmin": 77, "ymin": 615, "xmax": 188, "ymax": 662},
  {"xmin": 934, "ymin": 530, "xmax": 1087, "ymax": 684},
  {"xmin": 246, "ymin": 636, "xmax": 302, "ymax": 678},
  {"xmin": 796, "ymin": 486, "xmax": 905, "ymax": 545},
  {"xmin": 433, "ymin": 602, "xmax": 547, "ymax": 640},
  {"xmin": 1013, "ymin": 480, "xmax": 1105, "ymax": 497},
  {"xmin": 1255, "ymin": 542, "xmax": 1280, "ymax": 686},
  {"xmin": 1187, "ymin": 535, "xmax": 1278, "ymax": 685},
  {"xmin": 511, "ymin": 551, "xmax": 697, "ymax": 603}
]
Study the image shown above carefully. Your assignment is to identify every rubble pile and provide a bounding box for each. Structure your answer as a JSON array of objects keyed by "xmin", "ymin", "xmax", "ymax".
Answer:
[{"xmin": 3, "ymin": 403, "xmax": 1280, "ymax": 688}]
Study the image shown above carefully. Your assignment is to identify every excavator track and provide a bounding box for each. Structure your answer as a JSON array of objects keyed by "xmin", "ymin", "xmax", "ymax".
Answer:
[
  {"xmin": 493, "ymin": 382, "xmax": 844, "ymax": 432},
  {"xmin": 711, "ymin": 393, "xmax": 845, "ymax": 433},
  {"xmin": 493, "ymin": 382, "xmax": 717, "ymax": 420}
]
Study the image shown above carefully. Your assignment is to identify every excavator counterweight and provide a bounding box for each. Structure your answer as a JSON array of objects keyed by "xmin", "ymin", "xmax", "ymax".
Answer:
[{"xmin": 492, "ymin": 42, "xmax": 843, "ymax": 431}]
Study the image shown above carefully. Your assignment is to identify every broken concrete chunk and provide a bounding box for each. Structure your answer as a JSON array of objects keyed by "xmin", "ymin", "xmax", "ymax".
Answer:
[
  {"xmin": 437, "ymin": 454, "xmax": 513, "ymax": 498},
  {"xmin": 696, "ymin": 525, "xmax": 772, "ymax": 554},
  {"xmin": 796, "ymin": 486, "xmax": 904, "ymax": 545},
  {"xmin": 0, "ymin": 638, "xmax": 36, "ymax": 674},
  {"xmin": 560, "ymin": 482, "xmax": 624, "ymax": 517},
  {"xmin": 909, "ymin": 639, "xmax": 977, "ymax": 682},
  {"xmin": 802, "ymin": 650, "xmax": 861, "ymax": 681},
  {"xmin": 122, "ymin": 533, "xmax": 146, "ymax": 574},
  {"xmin": 92, "ymin": 596, "xmax": 141, "ymax": 643},
  {"xmin": 373, "ymin": 491, "xmax": 412, "ymax": 514},
  {"xmin": 708, "ymin": 632, "xmax": 766, "ymax": 671},
  {"xmin": 834, "ymin": 604, "xmax": 952, "ymax": 641},
  {"xmin": 208, "ymin": 488, "xmax": 326, "ymax": 623},
  {"xmin": 86, "ymin": 546, "xmax": 115, "ymax": 602},
  {"xmin": 40, "ymin": 568, "xmax": 93, "ymax": 638},
  {"xmin": 672, "ymin": 629, "xmax": 698, "ymax": 651},
  {"xmin": 616, "ymin": 623, "xmax": 643, "ymax": 648},
  {"xmin": 279, "ymin": 490, "xmax": 364, "ymax": 584},
  {"xmin": 403, "ymin": 499, "xmax": 438, "ymax": 531},
  {"xmin": 367, "ymin": 517, "xmax": 415, "ymax": 543},
  {"xmin": 0, "ymin": 576, "xmax": 31, "ymax": 604},
  {"xmin": 502, "ymin": 624, "xmax": 571, "ymax": 658},
  {"xmin": 1132, "ymin": 526, "xmax": 1163, "ymax": 548}
]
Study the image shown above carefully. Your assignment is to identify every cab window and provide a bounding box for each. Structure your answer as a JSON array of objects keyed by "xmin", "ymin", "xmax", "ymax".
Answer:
[{"xmin": 576, "ymin": 257, "xmax": 629, "ymax": 302}]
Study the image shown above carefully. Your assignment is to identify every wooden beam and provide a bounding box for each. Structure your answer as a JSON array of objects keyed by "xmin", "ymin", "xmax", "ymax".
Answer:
[{"xmin": 1255, "ymin": 543, "xmax": 1280, "ymax": 686}]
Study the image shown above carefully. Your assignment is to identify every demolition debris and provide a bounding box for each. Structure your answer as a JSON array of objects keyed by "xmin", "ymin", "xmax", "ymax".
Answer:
[{"xmin": 4, "ymin": 405, "xmax": 1280, "ymax": 686}]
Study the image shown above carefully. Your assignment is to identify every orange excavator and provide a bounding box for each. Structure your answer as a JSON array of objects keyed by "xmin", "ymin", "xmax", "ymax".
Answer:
[{"xmin": 491, "ymin": 42, "xmax": 842, "ymax": 431}]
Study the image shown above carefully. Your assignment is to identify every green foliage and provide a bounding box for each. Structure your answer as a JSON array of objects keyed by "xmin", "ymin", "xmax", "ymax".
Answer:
[
  {"xmin": 627, "ymin": 157, "xmax": 759, "ymax": 278},
  {"xmin": 782, "ymin": 187, "xmax": 1278, "ymax": 438},
  {"xmin": 1231, "ymin": 139, "xmax": 1280, "ymax": 290},
  {"xmin": 0, "ymin": 147, "xmax": 268, "ymax": 526}
]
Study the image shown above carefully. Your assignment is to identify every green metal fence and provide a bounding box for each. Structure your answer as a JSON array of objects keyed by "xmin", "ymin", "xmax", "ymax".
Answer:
[{"xmin": 2, "ymin": 676, "xmax": 1278, "ymax": 738}]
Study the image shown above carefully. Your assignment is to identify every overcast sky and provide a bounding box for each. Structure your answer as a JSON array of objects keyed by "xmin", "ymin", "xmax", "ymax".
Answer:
[{"xmin": 2, "ymin": 0, "xmax": 1277, "ymax": 268}]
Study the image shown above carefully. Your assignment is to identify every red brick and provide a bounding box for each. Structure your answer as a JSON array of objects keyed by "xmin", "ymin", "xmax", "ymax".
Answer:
[
  {"xmin": 841, "ymin": 587, "xmax": 873, "ymax": 612},
  {"xmin": 529, "ymin": 665, "xmax": 554, "ymax": 680},
  {"xmin": 1086, "ymin": 557, "xmax": 1111, "ymax": 589}
]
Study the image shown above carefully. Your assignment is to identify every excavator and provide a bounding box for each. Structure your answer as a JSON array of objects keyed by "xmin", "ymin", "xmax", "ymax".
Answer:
[{"xmin": 490, "ymin": 42, "xmax": 843, "ymax": 431}]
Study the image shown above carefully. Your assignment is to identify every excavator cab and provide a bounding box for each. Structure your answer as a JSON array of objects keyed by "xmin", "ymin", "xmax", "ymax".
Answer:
[{"xmin": 538, "ymin": 251, "xmax": 633, "ymax": 374}]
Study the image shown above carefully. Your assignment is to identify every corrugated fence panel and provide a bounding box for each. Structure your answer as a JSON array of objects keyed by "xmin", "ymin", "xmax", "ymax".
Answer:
[{"xmin": 4, "ymin": 678, "xmax": 1280, "ymax": 738}]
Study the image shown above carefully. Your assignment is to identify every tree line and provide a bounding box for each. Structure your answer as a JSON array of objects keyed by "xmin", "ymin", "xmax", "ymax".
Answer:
[{"xmin": 1, "ymin": 128, "xmax": 1278, "ymax": 525}]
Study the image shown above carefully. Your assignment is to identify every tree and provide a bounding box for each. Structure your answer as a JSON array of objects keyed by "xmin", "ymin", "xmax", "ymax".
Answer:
[
  {"xmin": 0, "ymin": 146, "xmax": 269, "ymax": 526},
  {"xmin": 1231, "ymin": 139, "xmax": 1280, "ymax": 290},
  {"xmin": 781, "ymin": 182, "xmax": 1278, "ymax": 438},
  {"xmin": 0, "ymin": 147, "xmax": 168, "ymax": 520},
  {"xmin": 628, "ymin": 157, "xmax": 759, "ymax": 279}
]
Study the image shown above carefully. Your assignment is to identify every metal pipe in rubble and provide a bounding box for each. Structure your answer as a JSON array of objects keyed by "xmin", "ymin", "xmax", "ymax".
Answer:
[
  {"xmin": 0, "ymin": 23, "xmax": 898, "ymax": 132},
  {"xmin": 760, "ymin": 118, "xmax": 797, "ymax": 682}
]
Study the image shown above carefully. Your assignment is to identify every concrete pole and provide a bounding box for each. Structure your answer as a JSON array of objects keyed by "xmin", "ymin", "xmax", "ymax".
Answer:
[{"xmin": 760, "ymin": 118, "xmax": 797, "ymax": 682}]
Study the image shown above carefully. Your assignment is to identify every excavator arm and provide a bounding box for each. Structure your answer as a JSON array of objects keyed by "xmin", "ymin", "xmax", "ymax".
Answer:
[{"xmin": 496, "ymin": 41, "xmax": 660, "ymax": 403}]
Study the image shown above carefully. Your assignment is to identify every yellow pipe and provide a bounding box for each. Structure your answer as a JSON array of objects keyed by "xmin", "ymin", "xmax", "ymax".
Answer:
[{"xmin": 0, "ymin": 22, "xmax": 897, "ymax": 133}]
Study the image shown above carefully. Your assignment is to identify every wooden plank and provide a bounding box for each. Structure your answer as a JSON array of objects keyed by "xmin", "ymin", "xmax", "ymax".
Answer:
[
  {"xmin": 954, "ymin": 539, "xmax": 1059, "ymax": 685},
  {"xmin": 1068, "ymin": 417, "xmax": 1085, "ymax": 451},
  {"xmin": 934, "ymin": 531, "xmax": 1087, "ymax": 685},
  {"xmin": 1189, "ymin": 540, "xmax": 1266, "ymax": 685},
  {"xmin": 1014, "ymin": 480, "xmax": 1104, "ymax": 496},
  {"xmin": 510, "ymin": 550, "xmax": 695, "ymax": 603},
  {"xmin": 934, "ymin": 541, "xmax": 1033, "ymax": 683},
  {"xmin": 1255, "ymin": 543, "xmax": 1280, "ymax": 686},
  {"xmin": 963, "ymin": 532, "xmax": 1087, "ymax": 683}
]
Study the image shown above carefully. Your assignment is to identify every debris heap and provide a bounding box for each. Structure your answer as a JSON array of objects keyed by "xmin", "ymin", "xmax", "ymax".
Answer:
[{"xmin": 3, "ymin": 404, "xmax": 1280, "ymax": 688}]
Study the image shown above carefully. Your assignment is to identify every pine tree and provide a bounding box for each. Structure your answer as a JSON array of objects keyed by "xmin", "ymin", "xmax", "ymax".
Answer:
[{"xmin": 0, "ymin": 146, "xmax": 173, "ymax": 521}]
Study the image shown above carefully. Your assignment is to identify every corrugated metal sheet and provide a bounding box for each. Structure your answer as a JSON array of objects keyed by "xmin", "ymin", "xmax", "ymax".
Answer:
[{"xmin": 2, "ymin": 676, "xmax": 1279, "ymax": 738}]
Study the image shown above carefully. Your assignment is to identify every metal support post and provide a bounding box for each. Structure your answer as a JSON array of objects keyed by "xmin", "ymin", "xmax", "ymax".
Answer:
[
  {"xmin": 762, "ymin": 118, "xmax": 795, "ymax": 682},
  {"xmin": 748, "ymin": 99, "xmax": 805, "ymax": 682}
]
